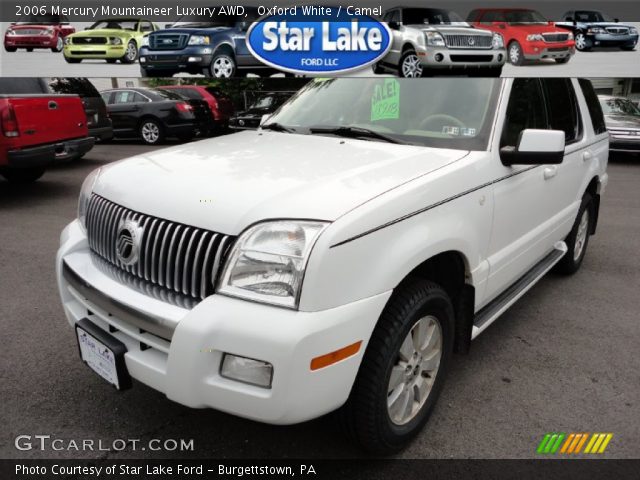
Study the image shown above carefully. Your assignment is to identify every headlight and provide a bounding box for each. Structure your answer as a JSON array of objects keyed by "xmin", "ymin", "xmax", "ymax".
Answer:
[
  {"xmin": 109, "ymin": 37, "xmax": 123, "ymax": 45},
  {"xmin": 188, "ymin": 35, "xmax": 210, "ymax": 46},
  {"xmin": 492, "ymin": 33, "xmax": 504, "ymax": 49},
  {"xmin": 526, "ymin": 34, "xmax": 544, "ymax": 42},
  {"xmin": 630, "ymin": 27, "xmax": 638, "ymax": 35},
  {"xmin": 567, "ymin": 32, "xmax": 574, "ymax": 40},
  {"xmin": 40, "ymin": 28, "xmax": 54, "ymax": 36},
  {"xmin": 218, "ymin": 220, "xmax": 329, "ymax": 309},
  {"xmin": 64, "ymin": 36, "xmax": 72, "ymax": 45},
  {"xmin": 6, "ymin": 29, "xmax": 15, "ymax": 36},
  {"xmin": 588, "ymin": 27, "xmax": 606, "ymax": 34},
  {"xmin": 78, "ymin": 168, "xmax": 101, "ymax": 231},
  {"xmin": 425, "ymin": 31, "xmax": 445, "ymax": 47},
  {"xmin": 141, "ymin": 36, "xmax": 149, "ymax": 47}
]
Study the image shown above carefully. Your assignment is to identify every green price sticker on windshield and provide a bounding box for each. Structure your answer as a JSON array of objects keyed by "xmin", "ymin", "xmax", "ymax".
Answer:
[{"xmin": 371, "ymin": 79, "xmax": 400, "ymax": 122}]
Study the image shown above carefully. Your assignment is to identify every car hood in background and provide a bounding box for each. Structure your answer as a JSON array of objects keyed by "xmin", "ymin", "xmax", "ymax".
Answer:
[
  {"xmin": 605, "ymin": 114, "xmax": 640, "ymax": 129},
  {"xmin": 94, "ymin": 131, "xmax": 469, "ymax": 234}
]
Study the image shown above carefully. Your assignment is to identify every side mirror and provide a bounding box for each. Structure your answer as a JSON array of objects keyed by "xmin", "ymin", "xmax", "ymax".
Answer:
[
  {"xmin": 260, "ymin": 114, "xmax": 270, "ymax": 126},
  {"xmin": 614, "ymin": 18, "xmax": 620, "ymax": 23},
  {"xmin": 388, "ymin": 21, "xmax": 400, "ymax": 30},
  {"xmin": 500, "ymin": 129, "xmax": 565, "ymax": 166}
]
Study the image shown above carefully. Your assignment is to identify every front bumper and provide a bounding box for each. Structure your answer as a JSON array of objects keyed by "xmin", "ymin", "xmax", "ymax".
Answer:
[
  {"xmin": 609, "ymin": 130, "xmax": 640, "ymax": 152},
  {"xmin": 63, "ymin": 43, "xmax": 126, "ymax": 59},
  {"xmin": 418, "ymin": 46, "xmax": 506, "ymax": 68},
  {"xmin": 522, "ymin": 41, "xmax": 575, "ymax": 60},
  {"xmin": 587, "ymin": 33, "xmax": 638, "ymax": 48},
  {"xmin": 4, "ymin": 35, "xmax": 57, "ymax": 48},
  {"xmin": 56, "ymin": 220, "xmax": 389, "ymax": 424},
  {"xmin": 7, "ymin": 137, "xmax": 94, "ymax": 168},
  {"xmin": 139, "ymin": 46, "xmax": 214, "ymax": 73}
]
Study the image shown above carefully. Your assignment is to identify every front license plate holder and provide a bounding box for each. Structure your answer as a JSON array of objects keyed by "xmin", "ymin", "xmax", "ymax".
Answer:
[{"xmin": 75, "ymin": 318, "xmax": 132, "ymax": 390}]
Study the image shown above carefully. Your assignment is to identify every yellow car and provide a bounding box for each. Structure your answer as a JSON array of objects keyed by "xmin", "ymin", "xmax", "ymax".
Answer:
[{"xmin": 63, "ymin": 18, "xmax": 158, "ymax": 64}]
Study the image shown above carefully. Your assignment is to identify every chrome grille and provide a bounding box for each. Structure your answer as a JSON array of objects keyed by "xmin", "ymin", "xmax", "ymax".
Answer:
[
  {"xmin": 149, "ymin": 33, "xmax": 189, "ymax": 50},
  {"xmin": 86, "ymin": 194, "xmax": 234, "ymax": 301},
  {"xmin": 443, "ymin": 34, "xmax": 493, "ymax": 49},
  {"xmin": 72, "ymin": 37, "xmax": 107, "ymax": 45},
  {"xmin": 542, "ymin": 33, "xmax": 570, "ymax": 42},
  {"xmin": 606, "ymin": 27, "xmax": 629, "ymax": 35},
  {"xmin": 12, "ymin": 29, "xmax": 45, "ymax": 35}
]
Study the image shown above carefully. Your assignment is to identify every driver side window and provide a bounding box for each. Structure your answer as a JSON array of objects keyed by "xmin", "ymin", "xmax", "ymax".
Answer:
[{"xmin": 501, "ymin": 79, "xmax": 547, "ymax": 148}]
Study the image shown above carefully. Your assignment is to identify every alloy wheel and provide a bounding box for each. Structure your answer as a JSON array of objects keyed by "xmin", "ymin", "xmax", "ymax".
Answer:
[
  {"xmin": 402, "ymin": 54, "xmax": 423, "ymax": 78},
  {"xmin": 509, "ymin": 44, "xmax": 520, "ymax": 64},
  {"xmin": 141, "ymin": 122, "xmax": 160, "ymax": 144},
  {"xmin": 212, "ymin": 56, "xmax": 234, "ymax": 78},
  {"xmin": 126, "ymin": 42, "xmax": 138, "ymax": 61},
  {"xmin": 387, "ymin": 315, "xmax": 442, "ymax": 426}
]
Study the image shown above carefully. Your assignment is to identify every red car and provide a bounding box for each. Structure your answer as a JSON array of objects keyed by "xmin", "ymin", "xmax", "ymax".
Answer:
[
  {"xmin": 467, "ymin": 8, "xmax": 575, "ymax": 65},
  {"xmin": 158, "ymin": 85, "xmax": 235, "ymax": 131},
  {"xmin": 4, "ymin": 14, "xmax": 75, "ymax": 53}
]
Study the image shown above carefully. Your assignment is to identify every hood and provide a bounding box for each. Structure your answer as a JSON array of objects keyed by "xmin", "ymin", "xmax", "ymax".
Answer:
[
  {"xmin": 72, "ymin": 29, "xmax": 132, "ymax": 37},
  {"xmin": 94, "ymin": 131, "xmax": 468, "ymax": 235},
  {"xmin": 605, "ymin": 114, "xmax": 640, "ymax": 129},
  {"xmin": 11, "ymin": 24, "xmax": 51, "ymax": 30}
]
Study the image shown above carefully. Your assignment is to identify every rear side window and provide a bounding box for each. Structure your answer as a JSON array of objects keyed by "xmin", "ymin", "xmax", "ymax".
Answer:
[
  {"xmin": 578, "ymin": 79, "xmax": 607, "ymax": 135},
  {"xmin": 542, "ymin": 79, "xmax": 582, "ymax": 145},
  {"xmin": 170, "ymin": 88, "xmax": 202, "ymax": 100},
  {"xmin": 501, "ymin": 78, "xmax": 547, "ymax": 148}
]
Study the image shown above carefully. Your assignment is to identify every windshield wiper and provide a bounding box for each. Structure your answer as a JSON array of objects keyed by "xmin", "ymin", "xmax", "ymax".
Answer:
[
  {"xmin": 309, "ymin": 126, "xmax": 405, "ymax": 144},
  {"xmin": 261, "ymin": 122, "xmax": 296, "ymax": 133}
]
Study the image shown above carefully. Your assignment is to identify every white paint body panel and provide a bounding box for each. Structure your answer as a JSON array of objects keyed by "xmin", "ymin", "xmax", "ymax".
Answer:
[{"xmin": 56, "ymin": 78, "xmax": 608, "ymax": 424}]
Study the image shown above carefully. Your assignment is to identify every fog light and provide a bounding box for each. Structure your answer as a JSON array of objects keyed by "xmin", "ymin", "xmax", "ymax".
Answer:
[
  {"xmin": 434, "ymin": 53, "xmax": 444, "ymax": 62},
  {"xmin": 188, "ymin": 56, "xmax": 202, "ymax": 62},
  {"xmin": 497, "ymin": 54, "xmax": 503, "ymax": 62},
  {"xmin": 139, "ymin": 57, "xmax": 146, "ymax": 63},
  {"xmin": 220, "ymin": 354, "xmax": 273, "ymax": 388}
]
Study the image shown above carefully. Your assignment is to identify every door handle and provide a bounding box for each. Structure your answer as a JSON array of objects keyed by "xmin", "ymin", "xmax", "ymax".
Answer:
[
  {"xmin": 543, "ymin": 166, "xmax": 558, "ymax": 180},
  {"xmin": 582, "ymin": 151, "xmax": 593, "ymax": 162}
]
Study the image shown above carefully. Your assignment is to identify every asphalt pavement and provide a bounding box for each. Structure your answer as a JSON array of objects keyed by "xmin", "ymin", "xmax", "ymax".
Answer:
[{"xmin": 0, "ymin": 140, "xmax": 639, "ymax": 460}]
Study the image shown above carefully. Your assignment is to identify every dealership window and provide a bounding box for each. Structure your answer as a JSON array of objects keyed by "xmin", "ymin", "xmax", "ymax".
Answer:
[{"xmin": 578, "ymin": 79, "xmax": 607, "ymax": 135}]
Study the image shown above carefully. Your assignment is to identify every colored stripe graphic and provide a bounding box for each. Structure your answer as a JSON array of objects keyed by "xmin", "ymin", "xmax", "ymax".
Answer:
[{"xmin": 539, "ymin": 433, "xmax": 613, "ymax": 454}]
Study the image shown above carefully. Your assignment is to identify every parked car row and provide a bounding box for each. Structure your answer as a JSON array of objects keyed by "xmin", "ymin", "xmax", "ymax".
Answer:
[{"xmin": 4, "ymin": 8, "xmax": 638, "ymax": 78}]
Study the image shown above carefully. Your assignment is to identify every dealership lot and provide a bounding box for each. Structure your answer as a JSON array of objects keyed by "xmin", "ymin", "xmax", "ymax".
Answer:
[{"xmin": 0, "ymin": 141, "xmax": 639, "ymax": 460}]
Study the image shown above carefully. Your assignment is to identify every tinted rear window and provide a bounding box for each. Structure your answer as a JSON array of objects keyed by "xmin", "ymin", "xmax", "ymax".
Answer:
[
  {"xmin": 0, "ymin": 78, "xmax": 46, "ymax": 94},
  {"xmin": 164, "ymin": 88, "xmax": 202, "ymax": 100},
  {"xmin": 46, "ymin": 78, "xmax": 100, "ymax": 98}
]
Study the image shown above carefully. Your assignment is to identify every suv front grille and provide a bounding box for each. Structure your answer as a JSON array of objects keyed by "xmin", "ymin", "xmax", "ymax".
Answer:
[
  {"xmin": 542, "ymin": 33, "xmax": 570, "ymax": 42},
  {"xmin": 86, "ymin": 194, "xmax": 234, "ymax": 301},
  {"xmin": 443, "ymin": 34, "xmax": 493, "ymax": 49},
  {"xmin": 149, "ymin": 33, "xmax": 189, "ymax": 50}
]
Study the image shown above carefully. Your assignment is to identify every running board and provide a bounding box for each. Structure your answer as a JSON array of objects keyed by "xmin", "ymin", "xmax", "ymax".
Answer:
[{"xmin": 471, "ymin": 242, "xmax": 568, "ymax": 340}]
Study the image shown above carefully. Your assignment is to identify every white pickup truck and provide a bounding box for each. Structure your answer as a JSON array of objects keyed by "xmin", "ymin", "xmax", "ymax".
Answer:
[{"xmin": 57, "ymin": 77, "xmax": 608, "ymax": 453}]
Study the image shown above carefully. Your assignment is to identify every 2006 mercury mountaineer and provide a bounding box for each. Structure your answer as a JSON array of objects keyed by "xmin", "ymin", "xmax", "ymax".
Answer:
[
  {"xmin": 57, "ymin": 77, "xmax": 608, "ymax": 453},
  {"xmin": 375, "ymin": 7, "xmax": 506, "ymax": 77}
]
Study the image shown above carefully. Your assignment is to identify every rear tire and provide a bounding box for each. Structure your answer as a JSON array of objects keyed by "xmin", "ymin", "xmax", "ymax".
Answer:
[
  {"xmin": 373, "ymin": 62, "xmax": 385, "ymax": 74},
  {"xmin": 51, "ymin": 36, "xmax": 64, "ymax": 52},
  {"xmin": 554, "ymin": 193, "xmax": 594, "ymax": 275},
  {"xmin": 0, "ymin": 167, "xmax": 45, "ymax": 183},
  {"xmin": 340, "ymin": 279, "xmax": 454, "ymax": 454},
  {"xmin": 139, "ymin": 118, "xmax": 164, "ymax": 145}
]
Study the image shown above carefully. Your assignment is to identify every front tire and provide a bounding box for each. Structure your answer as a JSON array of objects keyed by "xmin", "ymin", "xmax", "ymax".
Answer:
[
  {"xmin": 340, "ymin": 280, "xmax": 454, "ymax": 454},
  {"xmin": 554, "ymin": 193, "xmax": 594, "ymax": 275},
  {"xmin": 139, "ymin": 118, "xmax": 164, "ymax": 145},
  {"xmin": 399, "ymin": 50, "xmax": 423, "ymax": 78},
  {"xmin": 51, "ymin": 36, "xmax": 64, "ymax": 52},
  {"xmin": 121, "ymin": 40, "xmax": 138, "ymax": 64},
  {"xmin": 574, "ymin": 32, "xmax": 591, "ymax": 51},
  {"xmin": 508, "ymin": 41, "xmax": 524, "ymax": 66},
  {"xmin": 0, "ymin": 167, "xmax": 45, "ymax": 183},
  {"xmin": 207, "ymin": 52, "xmax": 236, "ymax": 78}
]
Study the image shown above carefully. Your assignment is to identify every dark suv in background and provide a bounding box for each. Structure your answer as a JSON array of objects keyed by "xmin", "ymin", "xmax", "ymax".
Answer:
[
  {"xmin": 557, "ymin": 11, "xmax": 638, "ymax": 51},
  {"xmin": 139, "ymin": 8, "xmax": 269, "ymax": 78}
]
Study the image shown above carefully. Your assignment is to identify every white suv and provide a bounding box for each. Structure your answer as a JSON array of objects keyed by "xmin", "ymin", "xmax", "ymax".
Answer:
[{"xmin": 56, "ymin": 78, "xmax": 608, "ymax": 453}]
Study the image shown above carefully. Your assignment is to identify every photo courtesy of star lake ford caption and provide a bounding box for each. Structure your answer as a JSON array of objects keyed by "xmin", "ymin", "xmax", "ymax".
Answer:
[{"xmin": 57, "ymin": 77, "xmax": 609, "ymax": 454}]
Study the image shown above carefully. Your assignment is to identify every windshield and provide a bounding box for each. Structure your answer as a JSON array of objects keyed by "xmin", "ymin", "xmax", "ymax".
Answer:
[
  {"xmin": 267, "ymin": 78, "xmax": 500, "ymax": 150},
  {"xmin": 600, "ymin": 98, "xmax": 640, "ymax": 116},
  {"xmin": 403, "ymin": 8, "xmax": 467, "ymax": 26},
  {"xmin": 504, "ymin": 10, "xmax": 548, "ymax": 25},
  {"xmin": 574, "ymin": 11, "xmax": 613, "ymax": 23},
  {"xmin": 172, "ymin": 15, "xmax": 236, "ymax": 28}
]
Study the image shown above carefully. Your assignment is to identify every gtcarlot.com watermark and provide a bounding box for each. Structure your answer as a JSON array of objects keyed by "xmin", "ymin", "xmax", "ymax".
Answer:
[{"xmin": 15, "ymin": 434, "xmax": 195, "ymax": 452}]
